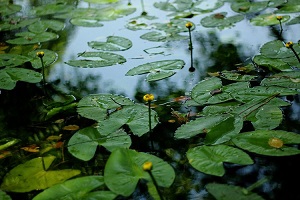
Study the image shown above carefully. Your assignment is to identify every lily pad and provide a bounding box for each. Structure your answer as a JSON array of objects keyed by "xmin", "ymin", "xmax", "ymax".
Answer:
[
  {"xmin": 232, "ymin": 130, "xmax": 300, "ymax": 156},
  {"xmin": 259, "ymin": 40, "xmax": 300, "ymax": 59},
  {"xmin": 83, "ymin": 0, "xmax": 119, "ymax": 3},
  {"xmin": 230, "ymin": 1, "xmax": 268, "ymax": 14},
  {"xmin": 33, "ymin": 176, "xmax": 116, "ymax": 200},
  {"xmin": 0, "ymin": 4, "xmax": 22, "ymax": 16},
  {"xmin": 253, "ymin": 55, "xmax": 292, "ymax": 71},
  {"xmin": 206, "ymin": 183, "xmax": 265, "ymax": 200},
  {"xmin": 0, "ymin": 18, "xmax": 39, "ymax": 32},
  {"xmin": 97, "ymin": 104, "xmax": 158, "ymax": 137},
  {"xmin": 0, "ymin": 156, "xmax": 81, "ymax": 192},
  {"xmin": 88, "ymin": 36, "xmax": 132, "ymax": 51},
  {"xmin": 77, "ymin": 94, "xmax": 134, "ymax": 122},
  {"xmin": 193, "ymin": 0, "xmax": 224, "ymax": 12},
  {"xmin": 66, "ymin": 52, "xmax": 126, "ymax": 68},
  {"xmin": 125, "ymin": 59, "xmax": 185, "ymax": 82},
  {"xmin": 68, "ymin": 127, "xmax": 131, "ymax": 161},
  {"xmin": 104, "ymin": 148, "xmax": 175, "ymax": 197},
  {"xmin": 0, "ymin": 68, "xmax": 42, "ymax": 90},
  {"xmin": 28, "ymin": 19, "xmax": 65, "ymax": 33},
  {"xmin": 200, "ymin": 12, "xmax": 244, "ymax": 29},
  {"xmin": 0, "ymin": 54, "xmax": 31, "ymax": 67},
  {"xmin": 6, "ymin": 31, "xmax": 58, "ymax": 45},
  {"xmin": 30, "ymin": 4, "xmax": 74, "ymax": 16},
  {"xmin": 28, "ymin": 49, "xmax": 58, "ymax": 69},
  {"xmin": 251, "ymin": 14, "xmax": 290, "ymax": 26},
  {"xmin": 260, "ymin": 71, "xmax": 300, "ymax": 89},
  {"xmin": 187, "ymin": 145, "xmax": 253, "ymax": 176},
  {"xmin": 70, "ymin": 18, "xmax": 104, "ymax": 27}
]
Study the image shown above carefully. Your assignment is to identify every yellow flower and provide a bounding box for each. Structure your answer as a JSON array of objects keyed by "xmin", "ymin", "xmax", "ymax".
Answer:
[
  {"xmin": 285, "ymin": 41, "xmax": 293, "ymax": 48},
  {"xmin": 185, "ymin": 22, "xmax": 193, "ymax": 29},
  {"xmin": 268, "ymin": 137, "xmax": 283, "ymax": 149},
  {"xmin": 36, "ymin": 51, "xmax": 44, "ymax": 58},
  {"xmin": 276, "ymin": 16, "xmax": 283, "ymax": 21},
  {"xmin": 143, "ymin": 94, "xmax": 155, "ymax": 102},
  {"xmin": 143, "ymin": 161, "xmax": 153, "ymax": 171}
]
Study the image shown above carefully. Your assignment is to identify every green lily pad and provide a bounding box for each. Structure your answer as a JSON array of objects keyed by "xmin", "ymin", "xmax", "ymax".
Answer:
[
  {"xmin": 259, "ymin": 40, "xmax": 300, "ymax": 59},
  {"xmin": 0, "ymin": 54, "xmax": 31, "ymax": 67},
  {"xmin": 30, "ymin": 4, "xmax": 74, "ymax": 16},
  {"xmin": 6, "ymin": 31, "xmax": 58, "ymax": 45},
  {"xmin": 0, "ymin": 18, "xmax": 39, "ymax": 32},
  {"xmin": 260, "ymin": 71, "xmax": 300, "ymax": 89},
  {"xmin": 253, "ymin": 55, "xmax": 292, "ymax": 71},
  {"xmin": 125, "ymin": 59, "xmax": 185, "ymax": 82},
  {"xmin": 286, "ymin": 16, "xmax": 300, "ymax": 25},
  {"xmin": 104, "ymin": 148, "xmax": 175, "ymax": 197},
  {"xmin": 33, "ymin": 176, "xmax": 116, "ymax": 200},
  {"xmin": 251, "ymin": 14, "xmax": 290, "ymax": 26},
  {"xmin": 140, "ymin": 31, "xmax": 187, "ymax": 42},
  {"xmin": 0, "ymin": 4, "xmax": 22, "ymax": 16},
  {"xmin": 55, "ymin": 7, "xmax": 136, "ymax": 21},
  {"xmin": 230, "ymin": 1, "xmax": 268, "ymax": 13},
  {"xmin": 200, "ymin": 12, "xmax": 244, "ymax": 29},
  {"xmin": 193, "ymin": 0, "xmax": 224, "ymax": 12},
  {"xmin": 175, "ymin": 114, "xmax": 243, "ymax": 144},
  {"xmin": 28, "ymin": 19, "xmax": 65, "ymax": 33},
  {"xmin": 220, "ymin": 71, "xmax": 257, "ymax": 81},
  {"xmin": 70, "ymin": 18, "xmax": 104, "ymax": 27},
  {"xmin": 206, "ymin": 183, "xmax": 265, "ymax": 200},
  {"xmin": 153, "ymin": 19, "xmax": 195, "ymax": 34},
  {"xmin": 88, "ymin": 36, "xmax": 132, "ymax": 51},
  {"xmin": 68, "ymin": 127, "xmax": 131, "ymax": 161},
  {"xmin": 0, "ymin": 68, "xmax": 42, "ymax": 90},
  {"xmin": 28, "ymin": 49, "xmax": 58, "ymax": 69},
  {"xmin": 0, "ymin": 156, "xmax": 81, "ymax": 192},
  {"xmin": 97, "ymin": 104, "xmax": 158, "ymax": 137},
  {"xmin": 153, "ymin": 2, "xmax": 177, "ymax": 12},
  {"xmin": 276, "ymin": 3, "xmax": 300, "ymax": 13},
  {"xmin": 77, "ymin": 94, "xmax": 134, "ymax": 122},
  {"xmin": 126, "ymin": 15, "xmax": 158, "ymax": 31},
  {"xmin": 232, "ymin": 130, "xmax": 300, "ymax": 156},
  {"xmin": 66, "ymin": 52, "xmax": 126, "ymax": 68},
  {"xmin": 187, "ymin": 145, "xmax": 253, "ymax": 176}
]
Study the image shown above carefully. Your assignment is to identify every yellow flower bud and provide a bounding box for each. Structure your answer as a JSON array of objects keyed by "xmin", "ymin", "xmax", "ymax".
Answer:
[
  {"xmin": 276, "ymin": 16, "xmax": 283, "ymax": 21},
  {"xmin": 185, "ymin": 22, "xmax": 193, "ymax": 29},
  {"xmin": 285, "ymin": 41, "xmax": 293, "ymax": 48},
  {"xmin": 143, "ymin": 161, "xmax": 153, "ymax": 171},
  {"xmin": 143, "ymin": 94, "xmax": 155, "ymax": 102},
  {"xmin": 36, "ymin": 51, "xmax": 45, "ymax": 58}
]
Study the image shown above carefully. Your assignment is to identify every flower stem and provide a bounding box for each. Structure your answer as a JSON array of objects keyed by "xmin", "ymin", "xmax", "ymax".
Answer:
[
  {"xmin": 148, "ymin": 101, "xmax": 154, "ymax": 150},
  {"xmin": 290, "ymin": 46, "xmax": 300, "ymax": 63},
  {"xmin": 148, "ymin": 170, "xmax": 164, "ymax": 200}
]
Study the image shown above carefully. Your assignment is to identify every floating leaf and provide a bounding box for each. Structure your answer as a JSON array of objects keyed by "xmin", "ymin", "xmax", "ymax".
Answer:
[
  {"xmin": 70, "ymin": 18, "xmax": 104, "ymax": 27},
  {"xmin": 0, "ymin": 156, "xmax": 81, "ymax": 192},
  {"xmin": 126, "ymin": 59, "xmax": 185, "ymax": 82},
  {"xmin": 140, "ymin": 31, "xmax": 168, "ymax": 42},
  {"xmin": 259, "ymin": 40, "xmax": 300, "ymax": 59},
  {"xmin": 6, "ymin": 31, "xmax": 58, "ymax": 45},
  {"xmin": 231, "ymin": 1, "xmax": 268, "ymax": 14},
  {"xmin": 0, "ymin": 4, "xmax": 22, "ymax": 16},
  {"xmin": 83, "ymin": 0, "xmax": 119, "ymax": 3},
  {"xmin": 206, "ymin": 183, "xmax": 265, "ymax": 200},
  {"xmin": 275, "ymin": 3, "xmax": 300, "ymax": 13},
  {"xmin": 232, "ymin": 130, "xmax": 300, "ymax": 156},
  {"xmin": 68, "ymin": 127, "xmax": 131, "ymax": 161},
  {"xmin": 77, "ymin": 94, "xmax": 134, "ymax": 122},
  {"xmin": 0, "ymin": 68, "xmax": 42, "ymax": 90},
  {"xmin": 88, "ymin": 36, "xmax": 132, "ymax": 51},
  {"xmin": 32, "ymin": 176, "xmax": 116, "ymax": 200},
  {"xmin": 28, "ymin": 20, "xmax": 65, "ymax": 33},
  {"xmin": 193, "ymin": 0, "xmax": 224, "ymax": 12},
  {"xmin": 97, "ymin": 104, "xmax": 158, "ymax": 137},
  {"xmin": 28, "ymin": 49, "xmax": 58, "ymax": 69},
  {"xmin": 200, "ymin": 12, "xmax": 244, "ymax": 29},
  {"xmin": 0, "ymin": 18, "xmax": 39, "ymax": 31},
  {"xmin": 104, "ymin": 148, "xmax": 175, "ymax": 197},
  {"xmin": 0, "ymin": 54, "xmax": 31, "ymax": 67},
  {"xmin": 220, "ymin": 71, "xmax": 257, "ymax": 81},
  {"xmin": 251, "ymin": 14, "xmax": 290, "ymax": 26},
  {"xmin": 30, "ymin": 4, "xmax": 74, "ymax": 16},
  {"xmin": 253, "ymin": 55, "xmax": 292, "ymax": 71},
  {"xmin": 260, "ymin": 71, "xmax": 300, "ymax": 89},
  {"xmin": 187, "ymin": 145, "xmax": 253, "ymax": 176},
  {"xmin": 66, "ymin": 52, "xmax": 126, "ymax": 68}
]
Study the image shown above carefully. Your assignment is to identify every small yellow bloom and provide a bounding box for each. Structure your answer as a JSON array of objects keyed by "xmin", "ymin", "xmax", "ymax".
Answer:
[
  {"xmin": 268, "ymin": 137, "xmax": 283, "ymax": 149},
  {"xmin": 285, "ymin": 41, "xmax": 293, "ymax": 48},
  {"xmin": 143, "ymin": 161, "xmax": 153, "ymax": 171},
  {"xmin": 143, "ymin": 94, "xmax": 155, "ymax": 102},
  {"xmin": 185, "ymin": 22, "xmax": 193, "ymax": 29},
  {"xmin": 36, "ymin": 51, "xmax": 44, "ymax": 58},
  {"xmin": 276, "ymin": 16, "xmax": 283, "ymax": 21}
]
